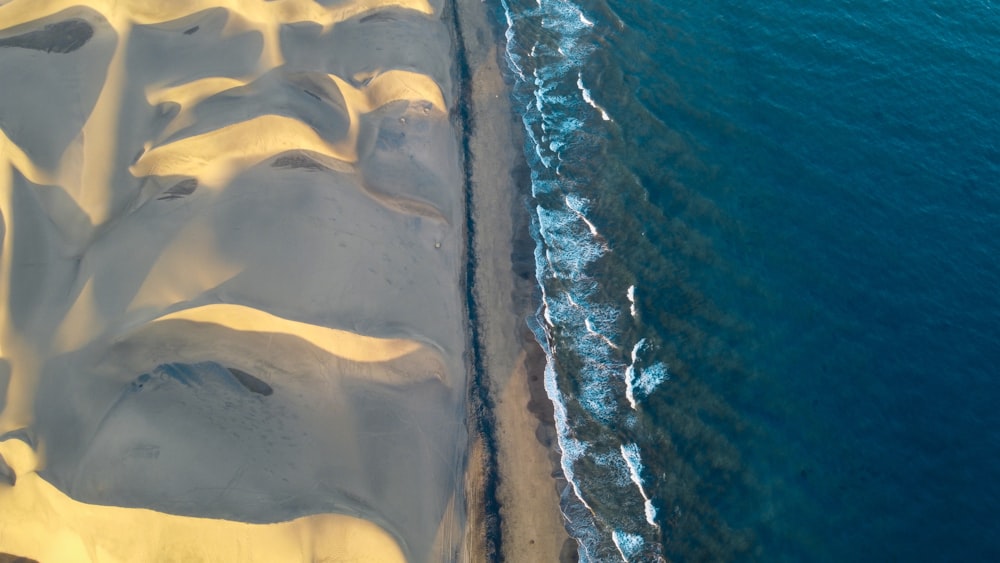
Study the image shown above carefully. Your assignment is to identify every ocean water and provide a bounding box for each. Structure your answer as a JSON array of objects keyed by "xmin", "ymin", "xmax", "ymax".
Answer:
[{"xmin": 495, "ymin": 0, "xmax": 1000, "ymax": 560}]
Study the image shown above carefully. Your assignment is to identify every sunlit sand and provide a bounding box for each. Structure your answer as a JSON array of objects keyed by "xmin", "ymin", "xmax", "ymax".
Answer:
[{"xmin": 0, "ymin": 441, "xmax": 405, "ymax": 563}]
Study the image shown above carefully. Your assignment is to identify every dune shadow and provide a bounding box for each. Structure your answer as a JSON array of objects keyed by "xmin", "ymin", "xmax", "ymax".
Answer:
[{"xmin": 0, "ymin": 19, "xmax": 93, "ymax": 53}]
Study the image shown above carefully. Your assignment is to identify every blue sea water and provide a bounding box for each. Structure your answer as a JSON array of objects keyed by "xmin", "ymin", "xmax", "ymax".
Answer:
[{"xmin": 496, "ymin": 0, "xmax": 1000, "ymax": 560}]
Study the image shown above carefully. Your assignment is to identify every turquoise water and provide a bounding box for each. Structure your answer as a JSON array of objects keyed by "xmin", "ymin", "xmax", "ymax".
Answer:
[{"xmin": 498, "ymin": 0, "xmax": 1000, "ymax": 560}]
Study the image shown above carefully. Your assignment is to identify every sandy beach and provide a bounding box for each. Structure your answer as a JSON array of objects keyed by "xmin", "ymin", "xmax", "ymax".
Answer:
[
  {"xmin": 0, "ymin": 0, "xmax": 567, "ymax": 561},
  {"xmin": 451, "ymin": 1, "xmax": 573, "ymax": 561}
]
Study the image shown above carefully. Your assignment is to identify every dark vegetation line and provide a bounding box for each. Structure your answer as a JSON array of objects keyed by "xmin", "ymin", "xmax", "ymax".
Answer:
[{"xmin": 448, "ymin": 0, "xmax": 503, "ymax": 560}]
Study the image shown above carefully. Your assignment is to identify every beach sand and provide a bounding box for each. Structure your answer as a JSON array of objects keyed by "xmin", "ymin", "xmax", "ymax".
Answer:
[
  {"xmin": 451, "ymin": 1, "xmax": 573, "ymax": 561},
  {"xmin": 0, "ymin": 1, "xmax": 471, "ymax": 561}
]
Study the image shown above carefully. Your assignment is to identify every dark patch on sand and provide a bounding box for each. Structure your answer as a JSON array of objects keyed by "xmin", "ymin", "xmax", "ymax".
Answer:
[
  {"xmin": 227, "ymin": 368, "xmax": 273, "ymax": 396},
  {"xmin": 272, "ymin": 153, "xmax": 328, "ymax": 171},
  {"xmin": 0, "ymin": 359, "xmax": 9, "ymax": 416},
  {"xmin": 560, "ymin": 538, "xmax": 581, "ymax": 562},
  {"xmin": 125, "ymin": 444, "xmax": 161, "ymax": 460},
  {"xmin": 157, "ymin": 178, "xmax": 197, "ymax": 201},
  {"xmin": 0, "ymin": 19, "xmax": 93, "ymax": 54},
  {"xmin": 0, "ymin": 554, "xmax": 39, "ymax": 563},
  {"xmin": 156, "ymin": 101, "xmax": 180, "ymax": 120},
  {"xmin": 0, "ymin": 451, "xmax": 14, "ymax": 486},
  {"xmin": 359, "ymin": 11, "xmax": 400, "ymax": 24},
  {"xmin": 375, "ymin": 127, "xmax": 406, "ymax": 151},
  {"xmin": 183, "ymin": 25, "xmax": 199, "ymax": 35}
]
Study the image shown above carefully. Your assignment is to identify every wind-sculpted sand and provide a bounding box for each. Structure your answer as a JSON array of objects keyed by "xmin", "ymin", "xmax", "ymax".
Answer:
[{"xmin": 0, "ymin": 0, "xmax": 469, "ymax": 561}]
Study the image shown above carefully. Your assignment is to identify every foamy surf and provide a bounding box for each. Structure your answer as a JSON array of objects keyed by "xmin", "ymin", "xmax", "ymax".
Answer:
[
  {"xmin": 578, "ymin": 73, "xmax": 611, "ymax": 121},
  {"xmin": 625, "ymin": 339, "xmax": 668, "ymax": 410},
  {"xmin": 621, "ymin": 443, "xmax": 659, "ymax": 528},
  {"xmin": 502, "ymin": 0, "xmax": 668, "ymax": 558}
]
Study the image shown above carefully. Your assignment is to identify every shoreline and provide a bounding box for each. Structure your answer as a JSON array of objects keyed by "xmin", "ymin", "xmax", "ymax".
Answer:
[{"xmin": 451, "ymin": 0, "xmax": 574, "ymax": 561}]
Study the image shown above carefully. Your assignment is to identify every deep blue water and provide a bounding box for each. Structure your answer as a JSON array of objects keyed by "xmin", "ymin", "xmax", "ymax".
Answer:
[{"xmin": 498, "ymin": 0, "xmax": 1000, "ymax": 560}]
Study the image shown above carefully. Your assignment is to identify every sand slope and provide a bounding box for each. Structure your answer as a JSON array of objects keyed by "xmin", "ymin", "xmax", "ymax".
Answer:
[{"xmin": 0, "ymin": 1, "xmax": 467, "ymax": 561}]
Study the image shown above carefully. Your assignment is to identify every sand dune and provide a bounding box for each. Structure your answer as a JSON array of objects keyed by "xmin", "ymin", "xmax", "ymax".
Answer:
[
  {"xmin": 0, "ymin": 0, "xmax": 440, "ymax": 30},
  {"xmin": 0, "ymin": 461, "xmax": 407, "ymax": 562},
  {"xmin": 153, "ymin": 304, "xmax": 429, "ymax": 364},
  {"xmin": 131, "ymin": 69, "xmax": 446, "ymax": 183},
  {"xmin": 0, "ymin": 0, "xmax": 468, "ymax": 561}
]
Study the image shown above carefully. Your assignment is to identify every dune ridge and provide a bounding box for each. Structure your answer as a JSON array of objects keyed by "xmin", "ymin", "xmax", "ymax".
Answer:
[
  {"xmin": 152, "ymin": 304, "xmax": 428, "ymax": 364},
  {"xmin": 132, "ymin": 70, "xmax": 446, "ymax": 184},
  {"xmin": 0, "ymin": 0, "xmax": 439, "ymax": 30},
  {"xmin": 0, "ymin": 462, "xmax": 407, "ymax": 563}
]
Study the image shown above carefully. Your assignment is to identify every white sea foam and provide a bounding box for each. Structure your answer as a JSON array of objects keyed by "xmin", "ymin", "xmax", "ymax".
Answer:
[
  {"xmin": 533, "ymin": 143, "xmax": 550, "ymax": 168},
  {"xmin": 620, "ymin": 443, "xmax": 647, "ymax": 496},
  {"xmin": 535, "ymin": 202, "xmax": 624, "ymax": 422},
  {"xmin": 502, "ymin": 0, "xmax": 665, "ymax": 556},
  {"xmin": 593, "ymin": 449, "xmax": 632, "ymax": 488},
  {"xmin": 624, "ymin": 339, "xmax": 645, "ymax": 409},
  {"xmin": 621, "ymin": 443, "xmax": 659, "ymax": 528},
  {"xmin": 543, "ymin": 303, "xmax": 554, "ymax": 327},
  {"xmin": 631, "ymin": 339, "xmax": 645, "ymax": 363},
  {"xmin": 577, "ymin": 73, "xmax": 611, "ymax": 121},
  {"xmin": 637, "ymin": 362, "xmax": 668, "ymax": 397},
  {"xmin": 624, "ymin": 365, "xmax": 638, "ymax": 409},
  {"xmin": 499, "ymin": 1, "xmax": 526, "ymax": 80},
  {"xmin": 627, "ymin": 285, "xmax": 637, "ymax": 318},
  {"xmin": 612, "ymin": 529, "xmax": 645, "ymax": 562},
  {"xmin": 564, "ymin": 194, "xmax": 602, "ymax": 238},
  {"xmin": 536, "ymin": 205, "xmax": 606, "ymax": 275},
  {"xmin": 535, "ymin": 314, "xmax": 596, "ymax": 516},
  {"xmin": 625, "ymin": 339, "xmax": 667, "ymax": 409},
  {"xmin": 644, "ymin": 499, "xmax": 659, "ymax": 529},
  {"xmin": 625, "ymin": 362, "xmax": 668, "ymax": 409},
  {"xmin": 532, "ymin": 72, "xmax": 545, "ymax": 113},
  {"xmin": 524, "ymin": 115, "xmax": 553, "ymax": 169}
]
